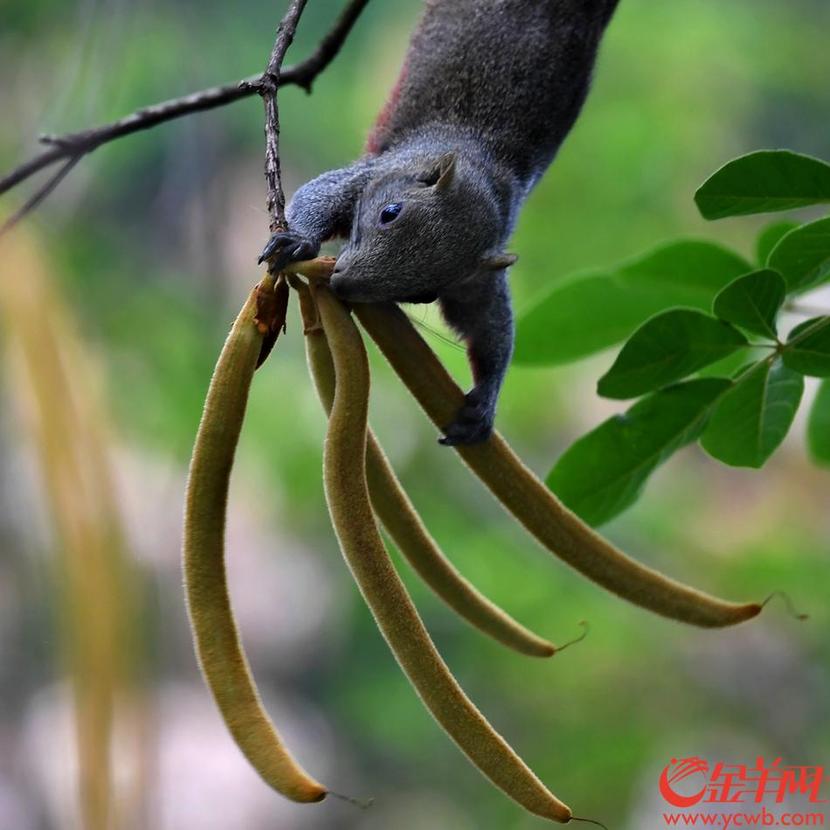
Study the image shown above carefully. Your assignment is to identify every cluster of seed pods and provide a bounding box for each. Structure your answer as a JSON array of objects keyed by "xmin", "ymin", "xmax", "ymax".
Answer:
[{"xmin": 182, "ymin": 262, "xmax": 764, "ymax": 823}]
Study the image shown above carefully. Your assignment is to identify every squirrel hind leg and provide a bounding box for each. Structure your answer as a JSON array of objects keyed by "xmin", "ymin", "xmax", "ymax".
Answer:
[
  {"xmin": 439, "ymin": 388, "xmax": 497, "ymax": 446},
  {"xmin": 438, "ymin": 270, "xmax": 514, "ymax": 446}
]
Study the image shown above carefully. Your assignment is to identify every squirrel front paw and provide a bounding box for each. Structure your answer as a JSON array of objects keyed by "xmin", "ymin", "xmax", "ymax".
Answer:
[
  {"xmin": 439, "ymin": 390, "xmax": 495, "ymax": 446},
  {"xmin": 258, "ymin": 231, "xmax": 319, "ymax": 269}
]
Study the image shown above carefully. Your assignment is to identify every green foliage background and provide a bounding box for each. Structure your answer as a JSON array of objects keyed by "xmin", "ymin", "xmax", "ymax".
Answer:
[{"xmin": 1, "ymin": 1, "xmax": 828, "ymax": 828}]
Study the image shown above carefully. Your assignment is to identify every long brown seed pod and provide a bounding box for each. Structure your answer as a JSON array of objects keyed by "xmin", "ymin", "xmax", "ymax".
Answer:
[
  {"xmin": 183, "ymin": 280, "xmax": 326, "ymax": 803},
  {"xmin": 295, "ymin": 282, "xmax": 555, "ymax": 657},
  {"xmin": 353, "ymin": 301, "xmax": 762, "ymax": 629},
  {"xmin": 316, "ymin": 285, "xmax": 572, "ymax": 823}
]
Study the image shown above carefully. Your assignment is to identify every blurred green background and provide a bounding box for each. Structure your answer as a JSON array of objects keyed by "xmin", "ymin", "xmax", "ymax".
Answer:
[{"xmin": 1, "ymin": 1, "xmax": 828, "ymax": 828}]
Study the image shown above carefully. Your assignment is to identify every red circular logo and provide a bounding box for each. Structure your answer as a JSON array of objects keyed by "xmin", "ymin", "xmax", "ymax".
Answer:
[{"xmin": 659, "ymin": 757, "xmax": 709, "ymax": 808}]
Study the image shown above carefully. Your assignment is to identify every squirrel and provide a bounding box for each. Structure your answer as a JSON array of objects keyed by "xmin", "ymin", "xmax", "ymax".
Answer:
[{"xmin": 260, "ymin": 0, "xmax": 620, "ymax": 445}]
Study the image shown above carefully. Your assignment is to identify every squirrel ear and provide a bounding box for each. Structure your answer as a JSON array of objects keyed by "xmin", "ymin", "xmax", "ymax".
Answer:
[
  {"xmin": 481, "ymin": 252, "xmax": 518, "ymax": 271},
  {"xmin": 418, "ymin": 152, "xmax": 456, "ymax": 191}
]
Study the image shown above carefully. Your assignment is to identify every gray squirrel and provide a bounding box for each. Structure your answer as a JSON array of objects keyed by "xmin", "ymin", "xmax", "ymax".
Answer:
[{"xmin": 260, "ymin": 0, "xmax": 620, "ymax": 444}]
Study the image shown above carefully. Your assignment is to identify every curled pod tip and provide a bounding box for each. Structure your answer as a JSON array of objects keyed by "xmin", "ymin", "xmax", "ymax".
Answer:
[{"xmin": 183, "ymin": 281, "xmax": 326, "ymax": 804}]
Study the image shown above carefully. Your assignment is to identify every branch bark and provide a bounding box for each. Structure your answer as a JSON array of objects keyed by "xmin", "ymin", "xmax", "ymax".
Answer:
[
  {"xmin": 243, "ymin": 0, "xmax": 309, "ymax": 231},
  {"xmin": 0, "ymin": 155, "xmax": 82, "ymax": 236},
  {"xmin": 0, "ymin": 0, "xmax": 370, "ymax": 230}
]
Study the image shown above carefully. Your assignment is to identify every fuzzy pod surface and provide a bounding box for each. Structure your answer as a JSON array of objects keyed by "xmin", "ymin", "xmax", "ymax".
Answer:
[
  {"xmin": 316, "ymin": 286, "xmax": 572, "ymax": 823},
  {"xmin": 183, "ymin": 282, "xmax": 326, "ymax": 803},
  {"xmin": 354, "ymin": 302, "xmax": 761, "ymax": 629},
  {"xmin": 298, "ymin": 286, "xmax": 554, "ymax": 657}
]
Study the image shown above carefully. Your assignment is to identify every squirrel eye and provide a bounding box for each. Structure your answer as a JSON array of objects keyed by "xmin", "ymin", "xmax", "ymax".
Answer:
[{"xmin": 379, "ymin": 202, "xmax": 403, "ymax": 226}]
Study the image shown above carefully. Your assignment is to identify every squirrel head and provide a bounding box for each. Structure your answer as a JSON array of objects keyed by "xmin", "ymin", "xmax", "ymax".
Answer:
[{"xmin": 330, "ymin": 152, "xmax": 515, "ymax": 303}]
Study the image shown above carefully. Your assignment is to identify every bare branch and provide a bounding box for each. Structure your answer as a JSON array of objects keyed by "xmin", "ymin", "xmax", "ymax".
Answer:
[
  {"xmin": 0, "ymin": 156, "xmax": 82, "ymax": 237},
  {"xmin": 242, "ymin": 0, "xmax": 310, "ymax": 231},
  {"xmin": 289, "ymin": 0, "xmax": 370, "ymax": 94},
  {"xmin": 0, "ymin": 145, "xmax": 68, "ymax": 195},
  {"xmin": 0, "ymin": 0, "xmax": 370, "ymax": 220}
]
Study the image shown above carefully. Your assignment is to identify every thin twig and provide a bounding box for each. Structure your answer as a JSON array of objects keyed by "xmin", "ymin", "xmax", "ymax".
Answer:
[
  {"xmin": 0, "ymin": 155, "xmax": 83, "ymax": 237},
  {"xmin": 0, "ymin": 0, "xmax": 370, "ymax": 221},
  {"xmin": 242, "ymin": 0, "xmax": 310, "ymax": 231}
]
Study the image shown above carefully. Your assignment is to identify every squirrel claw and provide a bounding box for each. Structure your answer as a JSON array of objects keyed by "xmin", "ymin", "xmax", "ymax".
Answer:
[
  {"xmin": 258, "ymin": 231, "xmax": 318, "ymax": 268},
  {"xmin": 439, "ymin": 394, "xmax": 495, "ymax": 446}
]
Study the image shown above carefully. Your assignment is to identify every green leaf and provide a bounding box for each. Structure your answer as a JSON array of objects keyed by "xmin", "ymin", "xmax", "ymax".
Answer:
[
  {"xmin": 618, "ymin": 239, "xmax": 753, "ymax": 295},
  {"xmin": 782, "ymin": 317, "xmax": 830, "ymax": 377},
  {"xmin": 711, "ymin": 269, "xmax": 786, "ymax": 339},
  {"xmin": 767, "ymin": 216, "xmax": 830, "ymax": 293},
  {"xmin": 514, "ymin": 272, "xmax": 672, "ymax": 366},
  {"xmin": 756, "ymin": 221, "xmax": 799, "ymax": 266},
  {"xmin": 695, "ymin": 150, "xmax": 830, "ymax": 220},
  {"xmin": 598, "ymin": 309, "xmax": 747, "ymax": 399},
  {"xmin": 514, "ymin": 241, "xmax": 752, "ymax": 366},
  {"xmin": 696, "ymin": 348, "xmax": 753, "ymax": 380},
  {"xmin": 547, "ymin": 379, "xmax": 730, "ymax": 527},
  {"xmin": 700, "ymin": 358, "xmax": 804, "ymax": 468},
  {"xmin": 807, "ymin": 380, "xmax": 830, "ymax": 466}
]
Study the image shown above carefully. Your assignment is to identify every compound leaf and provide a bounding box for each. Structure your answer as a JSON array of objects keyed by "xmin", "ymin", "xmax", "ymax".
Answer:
[
  {"xmin": 515, "ymin": 241, "xmax": 751, "ymax": 366},
  {"xmin": 598, "ymin": 309, "xmax": 747, "ymax": 399},
  {"xmin": 547, "ymin": 379, "xmax": 730, "ymax": 526},
  {"xmin": 807, "ymin": 380, "xmax": 830, "ymax": 466},
  {"xmin": 712, "ymin": 269, "xmax": 786, "ymax": 340},
  {"xmin": 767, "ymin": 216, "xmax": 830, "ymax": 293},
  {"xmin": 700, "ymin": 358, "xmax": 804, "ymax": 468},
  {"xmin": 695, "ymin": 150, "xmax": 830, "ymax": 220},
  {"xmin": 756, "ymin": 221, "xmax": 799, "ymax": 266},
  {"xmin": 782, "ymin": 317, "xmax": 830, "ymax": 377}
]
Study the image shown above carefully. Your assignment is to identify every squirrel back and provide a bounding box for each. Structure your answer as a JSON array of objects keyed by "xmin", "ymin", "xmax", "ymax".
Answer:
[
  {"xmin": 366, "ymin": 0, "xmax": 619, "ymax": 186},
  {"xmin": 261, "ymin": 0, "xmax": 620, "ymax": 444}
]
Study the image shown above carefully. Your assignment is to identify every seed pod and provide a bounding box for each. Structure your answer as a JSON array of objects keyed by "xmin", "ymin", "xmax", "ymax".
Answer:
[
  {"xmin": 316, "ymin": 285, "xmax": 571, "ymax": 823},
  {"xmin": 354, "ymin": 302, "xmax": 761, "ymax": 629},
  {"xmin": 183, "ymin": 281, "xmax": 326, "ymax": 803},
  {"xmin": 256, "ymin": 276, "xmax": 290, "ymax": 369},
  {"xmin": 297, "ymin": 283, "xmax": 554, "ymax": 657}
]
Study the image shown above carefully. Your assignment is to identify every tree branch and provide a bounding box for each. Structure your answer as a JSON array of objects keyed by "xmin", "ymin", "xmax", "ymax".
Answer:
[
  {"xmin": 243, "ymin": 0, "xmax": 309, "ymax": 231},
  {"xmin": 0, "ymin": 155, "xmax": 83, "ymax": 236},
  {"xmin": 0, "ymin": 0, "xmax": 370, "ymax": 229}
]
